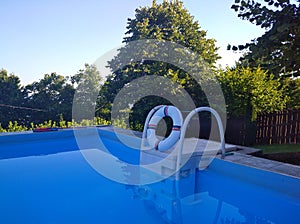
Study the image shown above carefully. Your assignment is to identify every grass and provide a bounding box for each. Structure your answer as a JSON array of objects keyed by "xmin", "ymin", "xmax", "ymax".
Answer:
[{"xmin": 254, "ymin": 144, "xmax": 300, "ymax": 154}]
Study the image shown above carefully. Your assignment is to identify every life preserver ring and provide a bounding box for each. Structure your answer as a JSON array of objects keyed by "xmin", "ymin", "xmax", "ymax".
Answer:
[{"xmin": 146, "ymin": 106, "xmax": 183, "ymax": 151}]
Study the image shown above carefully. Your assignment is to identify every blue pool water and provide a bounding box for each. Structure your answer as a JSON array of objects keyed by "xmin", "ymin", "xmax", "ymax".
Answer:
[{"xmin": 1, "ymin": 128, "xmax": 300, "ymax": 223}]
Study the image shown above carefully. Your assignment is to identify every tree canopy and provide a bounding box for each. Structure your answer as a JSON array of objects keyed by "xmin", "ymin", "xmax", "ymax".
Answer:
[
  {"xmin": 0, "ymin": 69, "xmax": 23, "ymax": 126},
  {"xmin": 98, "ymin": 0, "xmax": 220, "ymax": 129},
  {"xmin": 217, "ymin": 66, "xmax": 287, "ymax": 120},
  {"xmin": 122, "ymin": 0, "xmax": 219, "ymax": 63},
  {"xmin": 22, "ymin": 73, "xmax": 75, "ymax": 125},
  {"xmin": 229, "ymin": 0, "xmax": 300, "ymax": 77},
  {"xmin": 0, "ymin": 65, "xmax": 101, "ymax": 128},
  {"xmin": 72, "ymin": 64, "xmax": 102, "ymax": 121},
  {"xmin": 284, "ymin": 77, "xmax": 300, "ymax": 108}
]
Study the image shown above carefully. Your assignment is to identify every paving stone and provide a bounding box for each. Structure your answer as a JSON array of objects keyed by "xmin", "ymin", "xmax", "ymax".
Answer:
[
  {"xmin": 270, "ymin": 164, "xmax": 300, "ymax": 178},
  {"xmin": 222, "ymin": 152, "xmax": 300, "ymax": 179}
]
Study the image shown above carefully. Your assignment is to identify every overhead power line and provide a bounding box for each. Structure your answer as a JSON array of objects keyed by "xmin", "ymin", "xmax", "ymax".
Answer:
[{"xmin": 0, "ymin": 103, "xmax": 47, "ymax": 112}]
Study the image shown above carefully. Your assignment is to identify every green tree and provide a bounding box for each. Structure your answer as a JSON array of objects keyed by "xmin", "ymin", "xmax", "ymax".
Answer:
[
  {"xmin": 98, "ymin": 0, "xmax": 220, "ymax": 129},
  {"xmin": 285, "ymin": 77, "xmax": 300, "ymax": 108},
  {"xmin": 72, "ymin": 64, "xmax": 102, "ymax": 122},
  {"xmin": 217, "ymin": 66, "xmax": 287, "ymax": 145},
  {"xmin": 23, "ymin": 73, "xmax": 75, "ymax": 124},
  {"xmin": 217, "ymin": 66, "xmax": 287, "ymax": 119},
  {"xmin": 0, "ymin": 69, "xmax": 23, "ymax": 127},
  {"xmin": 230, "ymin": 0, "xmax": 300, "ymax": 78}
]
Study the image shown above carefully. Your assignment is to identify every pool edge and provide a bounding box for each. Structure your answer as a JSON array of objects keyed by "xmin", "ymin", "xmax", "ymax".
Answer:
[{"xmin": 217, "ymin": 152, "xmax": 300, "ymax": 179}]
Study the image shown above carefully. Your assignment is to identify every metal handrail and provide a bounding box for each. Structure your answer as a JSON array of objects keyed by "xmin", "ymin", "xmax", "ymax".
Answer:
[{"xmin": 176, "ymin": 107, "xmax": 225, "ymax": 173}]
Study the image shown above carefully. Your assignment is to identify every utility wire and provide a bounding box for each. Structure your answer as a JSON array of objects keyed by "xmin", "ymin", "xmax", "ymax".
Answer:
[{"xmin": 0, "ymin": 103, "xmax": 47, "ymax": 112}]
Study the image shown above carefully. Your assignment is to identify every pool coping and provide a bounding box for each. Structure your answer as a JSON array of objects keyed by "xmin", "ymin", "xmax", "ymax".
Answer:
[{"xmin": 217, "ymin": 148, "xmax": 300, "ymax": 179}]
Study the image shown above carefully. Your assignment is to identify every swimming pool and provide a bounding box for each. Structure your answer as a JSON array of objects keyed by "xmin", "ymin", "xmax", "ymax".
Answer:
[{"xmin": 1, "ymin": 127, "xmax": 300, "ymax": 223}]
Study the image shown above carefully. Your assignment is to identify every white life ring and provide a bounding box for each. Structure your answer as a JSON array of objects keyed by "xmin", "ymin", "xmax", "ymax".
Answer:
[{"xmin": 146, "ymin": 106, "xmax": 183, "ymax": 151}]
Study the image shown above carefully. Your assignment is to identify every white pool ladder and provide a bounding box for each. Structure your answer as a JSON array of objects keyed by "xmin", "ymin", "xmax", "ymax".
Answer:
[
  {"xmin": 175, "ymin": 107, "xmax": 226, "ymax": 174},
  {"xmin": 142, "ymin": 106, "xmax": 226, "ymax": 173}
]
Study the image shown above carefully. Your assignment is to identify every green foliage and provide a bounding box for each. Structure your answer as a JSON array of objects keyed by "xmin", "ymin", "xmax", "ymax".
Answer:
[
  {"xmin": 34, "ymin": 120, "xmax": 57, "ymax": 128},
  {"xmin": 73, "ymin": 64, "xmax": 103, "ymax": 122},
  {"xmin": 99, "ymin": 0, "xmax": 220, "ymax": 129},
  {"xmin": 255, "ymin": 144, "xmax": 300, "ymax": 154},
  {"xmin": 112, "ymin": 119, "xmax": 128, "ymax": 129},
  {"xmin": 0, "ymin": 124, "xmax": 7, "ymax": 133},
  {"xmin": 0, "ymin": 64, "xmax": 104, "ymax": 128},
  {"xmin": 0, "ymin": 117, "xmax": 111, "ymax": 133},
  {"xmin": 6, "ymin": 121, "xmax": 28, "ymax": 132},
  {"xmin": 0, "ymin": 69, "xmax": 23, "ymax": 126},
  {"xmin": 123, "ymin": 0, "xmax": 219, "ymax": 63},
  {"xmin": 129, "ymin": 96, "xmax": 172, "ymax": 132},
  {"xmin": 284, "ymin": 77, "xmax": 300, "ymax": 109},
  {"xmin": 59, "ymin": 114, "xmax": 67, "ymax": 128},
  {"xmin": 23, "ymin": 72, "xmax": 75, "ymax": 125},
  {"xmin": 93, "ymin": 117, "xmax": 111, "ymax": 126},
  {"xmin": 217, "ymin": 66, "xmax": 287, "ymax": 120},
  {"xmin": 230, "ymin": 0, "xmax": 300, "ymax": 78}
]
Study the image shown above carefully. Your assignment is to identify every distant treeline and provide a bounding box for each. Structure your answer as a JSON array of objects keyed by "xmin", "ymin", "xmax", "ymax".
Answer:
[{"xmin": 0, "ymin": 64, "xmax": 102, "ymax": 129}]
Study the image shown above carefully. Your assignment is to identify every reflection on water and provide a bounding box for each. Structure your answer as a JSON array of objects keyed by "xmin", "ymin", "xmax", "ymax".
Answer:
[
  {"xmin": 92, "ymin": 143, "xmax": 300, "ymax": 224},
  {"xmin": 128, "ymin": 168, "xmax": 300, "ymax": 224},
  {"xmin": 129, "ymin": 186, "xmax": 255, "ymax": 223}
]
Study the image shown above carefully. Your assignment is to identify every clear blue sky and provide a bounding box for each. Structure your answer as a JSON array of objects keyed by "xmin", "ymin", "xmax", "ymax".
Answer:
[{"xmin": 0, "ymin": 0, "xmax": 264, "ymax": 85}]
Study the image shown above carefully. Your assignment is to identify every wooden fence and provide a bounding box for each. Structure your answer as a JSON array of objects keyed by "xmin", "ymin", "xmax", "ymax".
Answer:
[{"xmin": 256, "ymin": 109, "xmax": 300, "ymax": 144}]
